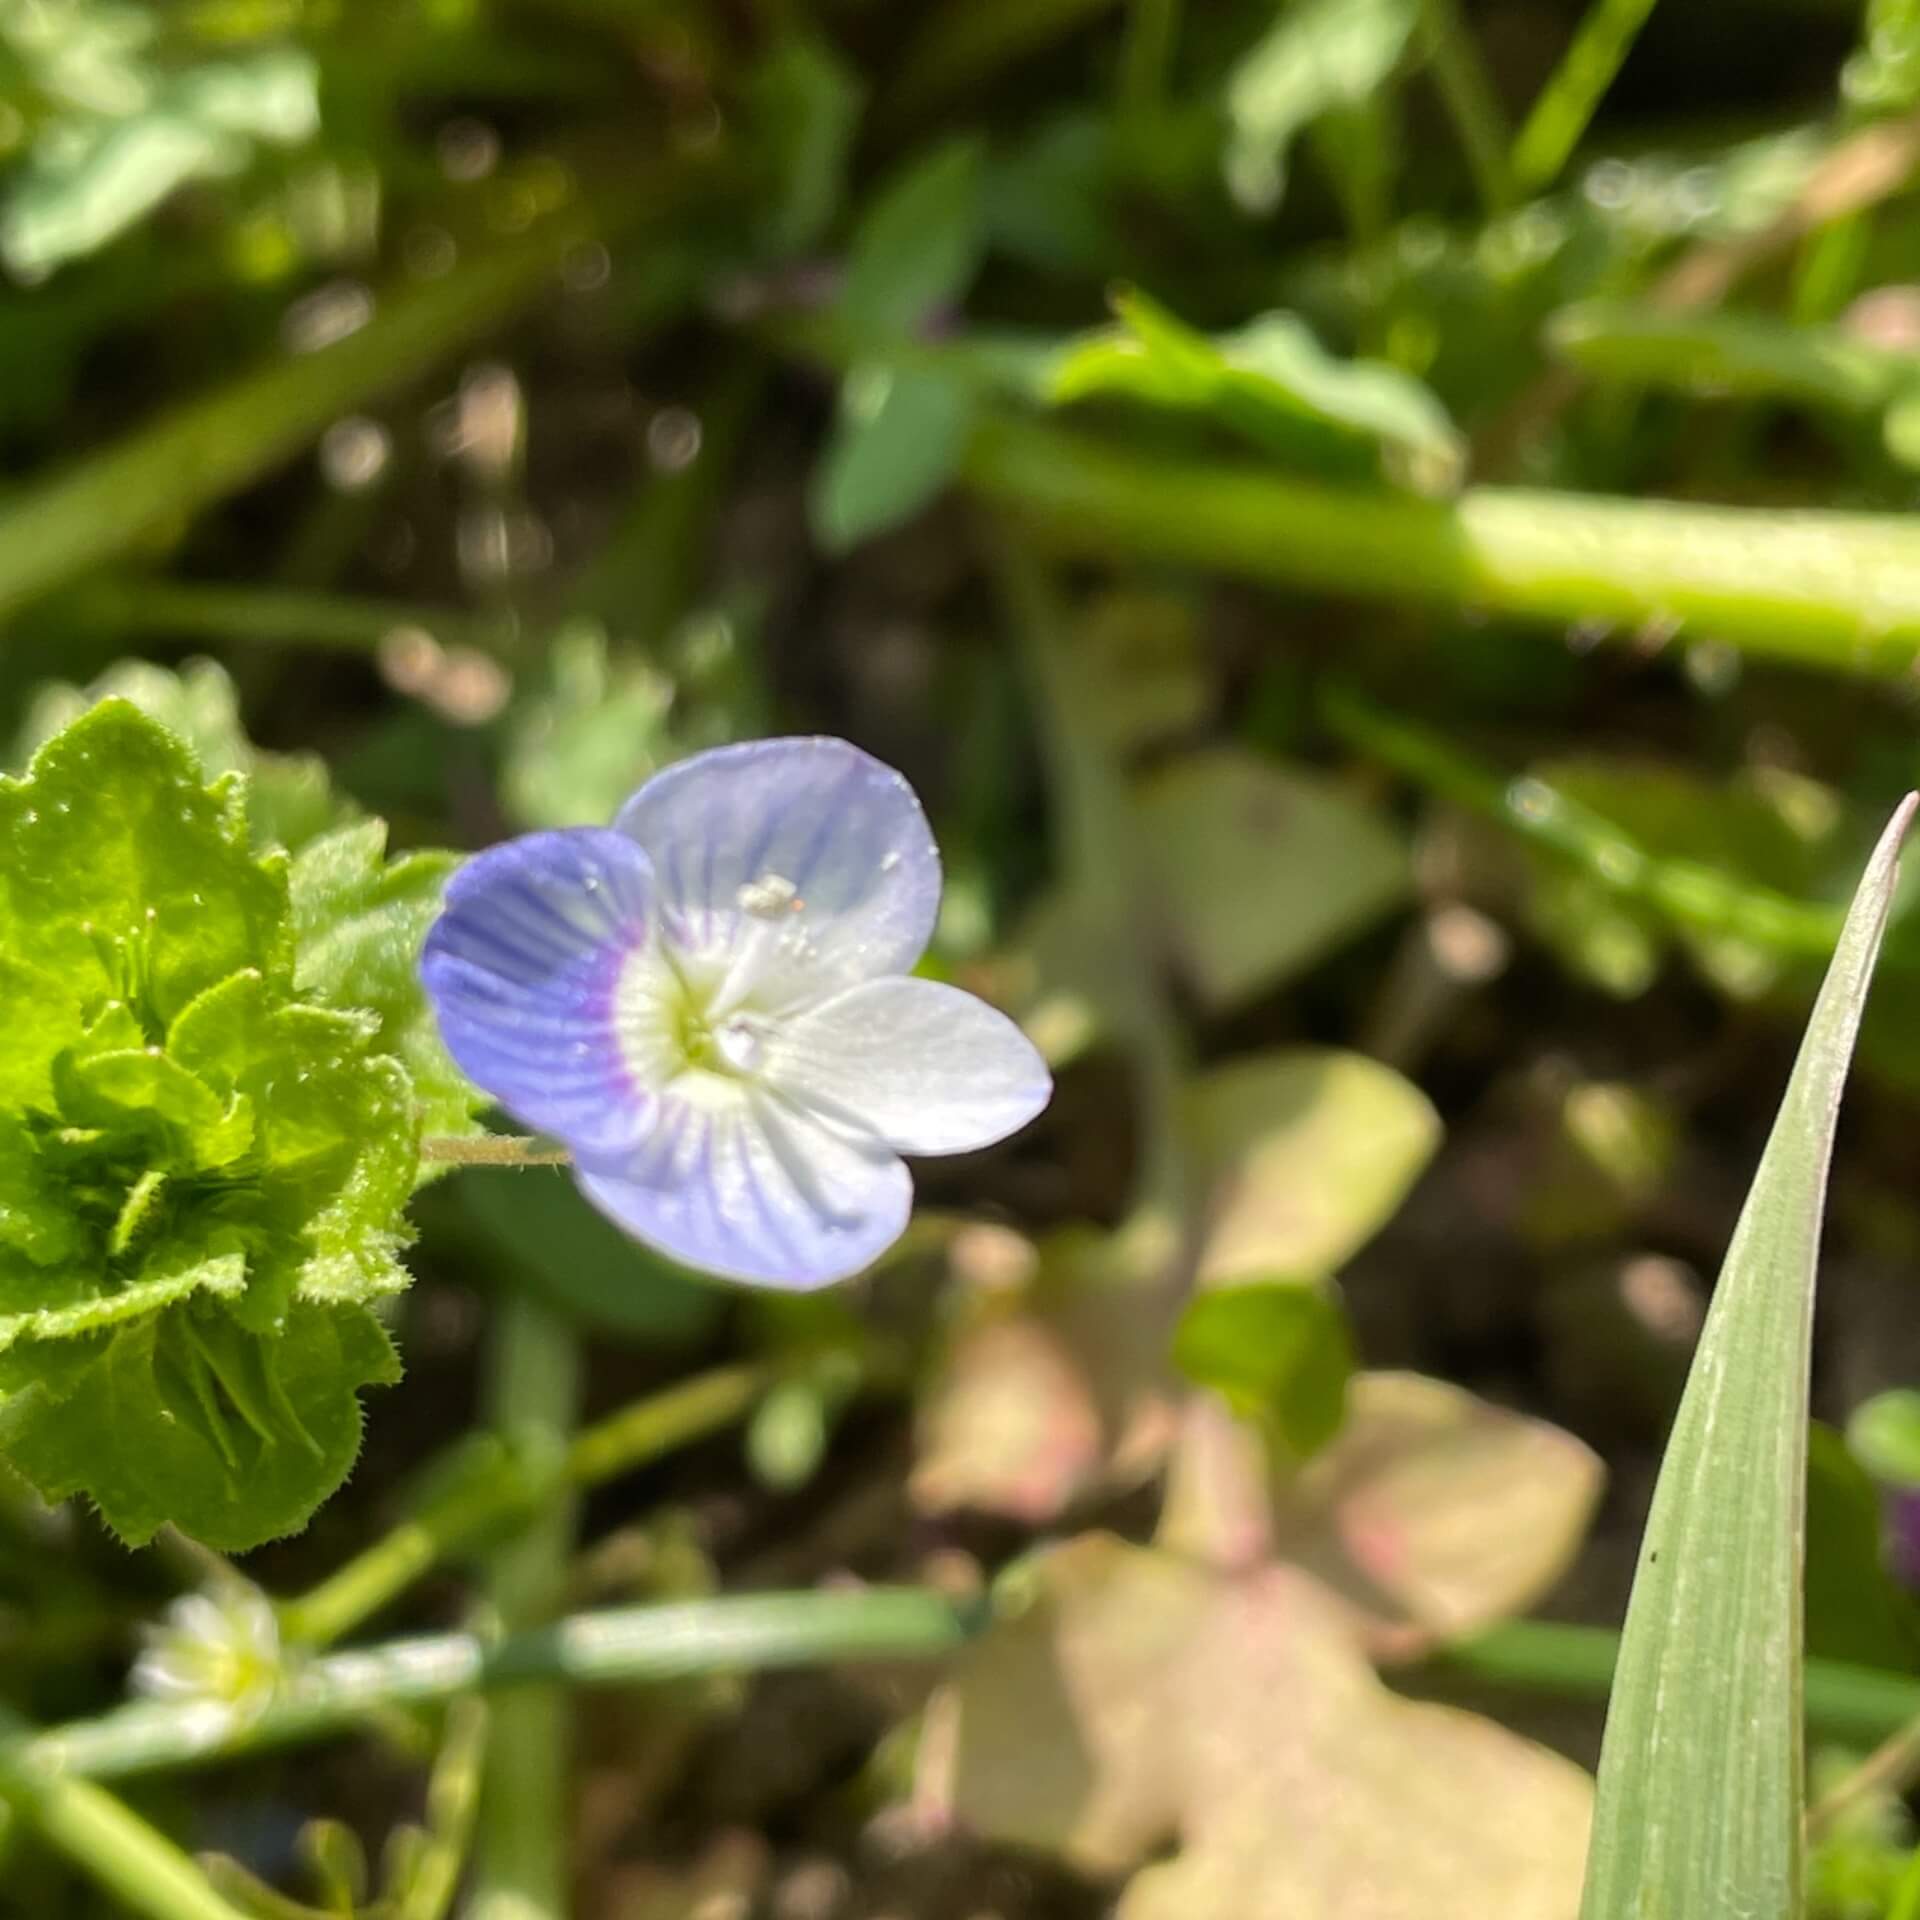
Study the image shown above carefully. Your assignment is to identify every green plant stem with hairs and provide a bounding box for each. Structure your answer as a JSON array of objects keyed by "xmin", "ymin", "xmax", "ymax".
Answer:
[
  {"xmin": 279, "ymin": 1363, "xmax": 770, "ymax": 1648},
  {"xmin": 10, "ymin": 1590, "xmax": 982, "ymax": 1784},
  {"xmin": 1319, "ymin": 682, "xmax": 1855, "ymax": 960},
  {"xmin": 1511, "ymin": 0, "xmax": 1665, "ymax": 192},
  {"xmin": 963, "ymin": 414, "xmax": 1920, "ymax": 681},
  {"xmin": 1419, "ymin": 0, "xmax": 1516, "ymax": 212},
  {"xmin": 12, "ymin": 1608, "xmax": 1920, "ymax": 1794},
  {"xmin": 470, "ymin": 1296, "xmax": 579, "ymax": 1920},
  {"xmin": 0, "ymin": 1705, "xmax": 254, "ymax": 1920}
]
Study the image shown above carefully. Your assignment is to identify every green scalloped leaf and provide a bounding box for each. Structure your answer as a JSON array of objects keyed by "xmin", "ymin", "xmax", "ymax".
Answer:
[
  {"xmin": 1053, "ymin": 289, "xmax": 1462, "ymax": 493},
  {"xmin": 0, "ymin": 1298, "xmax": 397, "ymax": 1550},
  {"xmin": 289, "ymin": 820, "xmax": 485, "ymax": 1147},
  {"xmin": 169, "ymin": 970, "xmax": 416, "ymax": 1316},
  {"xmin": 0, "ymin": 699, "xmax": 289, "ymax": 1027},
  {"xmin": 0, "ymin": 1244, "xmax": 247, "ymax": 1354},
  {"xmin": 0, "ymin": 699, "xmax": 425, "ymax": 1549},
  {"xmin": 18, "ymin": 658, "xmax": 342, "ymax": 854}
]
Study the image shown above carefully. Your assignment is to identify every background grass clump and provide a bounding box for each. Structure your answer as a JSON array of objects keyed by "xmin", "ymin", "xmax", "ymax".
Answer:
[{"xmin": 11, "ymin": 2, "xmax": 1920, "ymax": 1917}]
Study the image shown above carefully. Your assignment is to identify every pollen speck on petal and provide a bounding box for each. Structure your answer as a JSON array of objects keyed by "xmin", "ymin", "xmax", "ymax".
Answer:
[{"xmin": 614, "ymin": 737, "xmax": 941, "ymax": 1003}]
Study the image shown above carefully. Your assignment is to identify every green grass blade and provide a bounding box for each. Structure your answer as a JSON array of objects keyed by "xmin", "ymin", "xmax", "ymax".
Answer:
[{"xmin": 1578, "ymin": 793, "xmax": 1919, "ymax": 1920}]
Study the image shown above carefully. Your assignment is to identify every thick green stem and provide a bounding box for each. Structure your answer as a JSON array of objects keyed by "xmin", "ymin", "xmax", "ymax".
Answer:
[
  {"xmin": 1511, "ymin": 0, "xmax": 1664, "ymax": 194},
  {"xmin": 1428, "ymin": 1620, "xmax": 1920, "ymax": 1747},
  {"xmin": 0, "ymin": 1708, "xmax": 251, "ymax": 1920},
  {"xmin": 421, "ymin": 1136, "xmax": 572, "ymax": 1168},
  {"xmin": 471, "ymin": 1297, "xmax": 580, "ymax": 1920},
  {"xmin": 1419, "ymin": 0, "xmax": 1515, "ymax": 213},
  {"xmin": 1119, "ymin": 0, "xmax": 1182, "ymax": 121},
  {"xmin": 279, "ymin": 1364, "xmax": 768, "ymax": 1649},
  {"xmin": 992, "ymin": 534, "xmax": 1190, "ymax": 1231},
  {"xmin": 1321, "ymin": 683, "xmax": 1851, "ymax": 959},
  {"xmin": 17, "ymin": 1590, "xmax": 978, "ymax": 1784},
  {"xmin": 0, "ymin": 164, "xmax": 716, "ymax": 624},
  {"xmin": 965, "ymin": 414, "xmax": 1920, "ymax": 680},
  {"xmin": 48, "ymin": 579, "xmax": 519, "ymax": 658}
]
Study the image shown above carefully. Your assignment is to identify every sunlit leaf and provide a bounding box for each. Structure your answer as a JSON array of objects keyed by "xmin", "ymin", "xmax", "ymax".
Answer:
[
  {"xmin": 912, "ymin": 1227, "xmax": 1176, "ymax": 1524},
  {"xmin": 1172, "ymin": 1282, "xmax": 1353, "ymax": 1458},
  {"xmin": 1053, "ymin": 289, "xmax": 1462, "ymax": 492},
  {"xmin": 18, "ymin": 656, "xmax": 340, "ymax": 855},
  {"xmin": 0, "ymin": 1297, "xmax": 397, "ymax": 1552},
  {"xmin": 930, "ymin": 1533, "xmax": 1592, "ymax": 1918},
  {"xmin": 0, "ymin": 39, "xmax": 320, "ymax": 278},
  {"xmin": 0, "ymin": 703, "xmax": 421, "ymax": 1548},
  {"xmin": 289, "ymin": 820, "xmax": 484, "ymax": 1148},
  {"xmin": 1842, "ymin": 0, "xmax": 1920, "ymax": 118},
  {"xmin": 840, "ymin": 137, "xmax": 985, "ymax": 342},
  {"xmin": 913, "ymin": 1310, "xmax": 1109, "ymax": 1521},
  {"xmin": 1579, "ymin": 795, "xmax": 1916, "ymax": 1920},
  {"xmin": 1850, "ymin": 1389, "xmax": 1920, "ymax": 1489},
  {"xmin": 1184, "ymin": 1048, "xmax": 1440, "ymax": 1284},
  {"xmin": 0, "ymin": 699, "xmax": 290, "ymax": 1032},
  {"xmin": 808, "ymin": 364, "xmax": 976, "ymax": 552},
  {"xmin": 1222, "ymin": 0, "xmax": 1419, "ymax": 214},
  {"xmin": 1136, "ymin": 749, "xmax": 1409, "ymax": 1012},
  {"xmin": 1267, "ymin": 1371, "xmax": 1604, "ymax": 1652}
]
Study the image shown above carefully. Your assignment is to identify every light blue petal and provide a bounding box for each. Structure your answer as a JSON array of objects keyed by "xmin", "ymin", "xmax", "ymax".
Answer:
[
  {"xmin": 764, "ymin": 977, "xmax": 1052, "ymax": 1155},
  {"xmin": 574, "ymin": 1079, "xmax": 912, "ymax": 1289},
  {"xmin": 615, "ymin": 737, "xmax": 941, "ymax": 1005},
  {"xmin": 421, "ymin": 829, "xmax": 660, "ymax": 1158}
]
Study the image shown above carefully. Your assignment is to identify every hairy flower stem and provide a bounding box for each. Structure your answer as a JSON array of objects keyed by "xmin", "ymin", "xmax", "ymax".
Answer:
[
  {"xmin": 278, "ymin": 1363, "xmax": 770, "ymax": 1649},
  {"xmin": 420, "ymin": 1136, "xmax": 573, "ymax": 1167},
  {"xmin": 0, "ymin": 1706, "xmax": 253, "ymax": 1920},
  {"xmin": 16, "ymin": 1591, "xmax": 980, "ymax": 1784},
  {"xmin": 1429, "ymin": 1619, "xmax": 1920, "ymax": 1747},
  {"xmin": 18, "ymin": 1606, "xmax": 1920, "ymax": 1793},
  {"xmin": 471, "ymin": 1296, "xmax": 579, "ymax": 1920},
  {"xmin": 992, "ymin": 533, "xmax": 1191, "ymax": 1238},
  {"xmin": 965, "ymin": 414, "xmax": 1920, "ymax": 681}
]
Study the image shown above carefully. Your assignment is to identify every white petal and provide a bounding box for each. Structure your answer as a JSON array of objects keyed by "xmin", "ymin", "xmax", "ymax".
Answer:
[
  {"xmin": 615, "ymin": 738, "xmax": 940, "ymax": 1008},
  {"xmin": 574, "ymin": 1075, "xmax": 912, "ymax": 1289},
  {"xmin": 762, "ymin": 977, "xmax": 1053, "ymax": 1156}
]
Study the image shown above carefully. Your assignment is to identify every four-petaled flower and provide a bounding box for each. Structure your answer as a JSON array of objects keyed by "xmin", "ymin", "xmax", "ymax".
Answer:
[{"xmin": 421, "ymin": 738, "xmax": 1051, "ymax": 1288}]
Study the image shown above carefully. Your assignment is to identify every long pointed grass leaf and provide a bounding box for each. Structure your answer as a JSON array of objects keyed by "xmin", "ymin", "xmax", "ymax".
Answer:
[{"xmin": 1578, "ymin": 793, "xmax": 1919, "ymax": 1920}]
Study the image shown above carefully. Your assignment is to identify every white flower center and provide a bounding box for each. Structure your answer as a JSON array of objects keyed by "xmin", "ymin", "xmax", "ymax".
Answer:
[{"xmin": 614, "ymin": 871, "xmax": 807, "ymax": 1090}]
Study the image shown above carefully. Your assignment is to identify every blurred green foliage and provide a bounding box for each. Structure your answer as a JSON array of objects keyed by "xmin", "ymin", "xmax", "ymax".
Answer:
[{"xmin": 7, "ymin": 0, "xmax": 1920, "ymax": 1915}]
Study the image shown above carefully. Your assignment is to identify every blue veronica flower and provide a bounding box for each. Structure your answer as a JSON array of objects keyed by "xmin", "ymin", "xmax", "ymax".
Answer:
[{"xmin": 421, "ymin": 737, "xmax": 1052, "ymax": 1288}]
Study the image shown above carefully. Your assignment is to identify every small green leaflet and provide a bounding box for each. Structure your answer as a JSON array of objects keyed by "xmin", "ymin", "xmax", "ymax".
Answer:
[
  {"xmin": 839, "ymin": 137, "xmax": 986, "ymax": 345},
  {"xmin": 1172, "ymin": 1282, "xmax": 1354, "ymax": 1460},
  {"xmin": 810, "ymin": 137, "xmax": 987, "ymax": 550},
  {"xmin": 810, "ymin": 363, "xmax": 976, "ymax": 553},
  {"xmin": 1578, "ymin": 793, "xmax": 1917, "ymax": 1920},
  {"xmin": 1850, "ymin": 1388, "xmax": 1920, "ymax": 1489},
  {"xmin": 1222, "ymin": 0, "xmax": 1419, "ymax": 215},
  {"xmin": 1051, "ymin": 289, "xmax": 1462, "ymax": 494},
  {"xmin": 0, "ymin": 699, "xmax": 443, "ymax": 1548},
  {"xmin": 19, "ymin": 656, "xmax": 339, "ymax": 854},
  {"xmin": 290, "ymin": 821, "xmax": 486, "ymax": 1150},
  {"xmin": 0, "ymin": 14, "xmax": 319, "ymax": 281}
]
